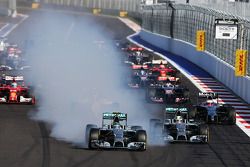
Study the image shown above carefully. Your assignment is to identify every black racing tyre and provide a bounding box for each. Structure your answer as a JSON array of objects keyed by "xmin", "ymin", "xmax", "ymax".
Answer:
[
  {"xmin": 175, "ymin": 70, "xmax": 181, "ymax": 78},
  {"xmin": 136, "ymin": 130, "xmax": 147, "ymax": 151},
  {"xmin": 131, "ymin": 126, "xmax": 143, "ymax": 131},
  {"xmin": 196, "ymin": 106, "xmax": 208, "ymax": 122},
  {"xmin": 199, "ymin": 125, "xmax": 209, "ymax": 143},
  {"xmin": 188, "ymin": 109, "xmax": 197, "ymax": 119},
  {"xmin": 228, "ymin": 108, "xmax": 236, "ymax": 125},
  {"xmin": 4, "ymin": 95, "xmax": 9, "ymax": 102},
  {"xmin": 88, "ymin": 128, "xmax": 99, "ymax": 149},
  {"xmin": 136, "ymin": 130, "xmax": 147, "ymax": 142},
  {"xmin": 183, "ymin": 90, "xmax": 190, "ymax": 98},
  {"xmin": 17, "ymin": 95, "xmax": 20, "ymax": 102},
  {"xmin": 85, "ymin": 124, "xmax": 97, "ymax": 148}
]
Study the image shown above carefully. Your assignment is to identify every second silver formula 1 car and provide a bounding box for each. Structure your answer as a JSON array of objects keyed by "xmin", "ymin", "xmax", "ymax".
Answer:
[{"xmin": 150, "ymin": 106, "xmax": 209, "ymax": 143}]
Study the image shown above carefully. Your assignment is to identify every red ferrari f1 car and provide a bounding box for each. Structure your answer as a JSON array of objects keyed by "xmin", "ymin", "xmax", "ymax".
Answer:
[{"xmin": 0, "ymin": 76, "xmax": 35, "ymax": 104}]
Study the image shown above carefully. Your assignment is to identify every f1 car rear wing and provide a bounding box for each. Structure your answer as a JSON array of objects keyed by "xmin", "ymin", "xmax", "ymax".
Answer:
[
  {"xmin": 198, "ymin": 92, "xmax": 219, "ymax": 104},
  {"xmin": 3, "ymin": 76, "xmax": 24, "ymax": 81},
  {"xmin": 102, "ymin": 112, "xmax": 128, "ymax": 128},
  {"xmin": 131, "ymin": 64, "xmax": 148, "ymax": 70},
  {"xmin": 157, "ymin": 76, "xmax": 179, "ymax": 82},
  {"xmin": 198, "ymin": 92, "xmax": 218, "ymax": 99},
  {"xmin": 164, "ymin": 107, "xmax": 189, "ymax": 123},
  {"xmin": 128, "ymin": 47, "xmax": 143, "ymax": 51},
  {"xmin": 143, "ymin": 59, "xmax": 168, "ymax": 65},
  {"xmin": 102, "ymin": 112, "xmax": 127, "ymax": 120},
  {"xmin": 165, "ymin": 107, "xmax": 188, "ymax": 113},
  {"xmin": 2, "ymin": 75, "xmax": 24, "ymax": 81},
  {"xmin": 152, "ymin": 60, "xmax": 167, "ymax": 65}
]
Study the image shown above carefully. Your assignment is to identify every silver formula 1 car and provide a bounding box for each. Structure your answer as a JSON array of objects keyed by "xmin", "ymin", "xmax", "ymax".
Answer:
[
  {"xmin": 189, "ymin": 92, "xmax": 236, "ymax": 124},
  {"xmin": 150, "ymin": 106, "xmax": 209, "ymax": 143},
  {"xmin": 86, "ymin": 112, "xmax": 147, "ymax": 151}
]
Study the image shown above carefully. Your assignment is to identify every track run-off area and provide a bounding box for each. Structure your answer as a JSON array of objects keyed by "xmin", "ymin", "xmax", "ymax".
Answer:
[{"xmin": 0, "ymin": 8, "xmax": 250, "ymax": 167}]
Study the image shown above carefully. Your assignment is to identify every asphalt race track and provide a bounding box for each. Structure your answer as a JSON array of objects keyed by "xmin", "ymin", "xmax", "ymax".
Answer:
[{"xmin": 0, "ymin": 9, "xmax": 250, "ymax": 167}]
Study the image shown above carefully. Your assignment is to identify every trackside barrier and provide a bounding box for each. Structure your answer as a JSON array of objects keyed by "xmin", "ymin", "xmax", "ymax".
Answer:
[
  {"xmin": 92, "ymin": 8, "xmax": 101, "ymax": 15},
  {"xmin": 0, "ymin": 7, "xmax": 10, "ymax": 16},
  {"xmin": 139, "ymin": 29, "xmax": 250, "ymax": 104},
  {"xmin": 119, "ymin": 11, "xmax": 128, "ymax": 17},
  {"xmin": 31, "ymin": 2, "xmax": 40, "ymax": 9}
]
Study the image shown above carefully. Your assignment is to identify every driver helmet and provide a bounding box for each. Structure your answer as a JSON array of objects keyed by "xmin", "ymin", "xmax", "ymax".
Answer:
[
  {"xmin": 175, "ymin": 98, "xmax": 180, "ymax": 103},
  {"xmin": 165, "ymin": 82, "xmax": 172, "ymax": 87},
  {"xmin": 113, "ymin": 124, "xmax": 122, "ymax": 129},
  {"xmin": 11, "ymin": 82, "xmax": 17, "ymax": 88},
  {"xmin": 176, "ymin": 115, "xmax": 183, "ymax": 123},
  {"xmin": 141, "ymin": 70, "xmax": 146, "ymax": 75},
  {"xmin": 206, "ymin": 100, "xmax": 216, "ymax": 107},
  {"xmin": 136, "ymin": 51, "xmax": 141, "ymax": 56},
  {"xmin": 159, "ymin": 64, "xmax": 165, "ymax": 69},
  {"xmin": 113, "ymin": 116, "xmax": 120, "ymax": 125}
]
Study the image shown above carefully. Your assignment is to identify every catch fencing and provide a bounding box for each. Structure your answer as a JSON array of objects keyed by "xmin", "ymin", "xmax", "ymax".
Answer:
[
  {"xmin": 42, "ymin": 0, "xmax": 141, "ymax": 11},
  {"xmin": 142, "ymin": 3, "xmax": 250, "ymax": 75},
  {"xmin": 34, "ymin": 0, "xmax": 250, "ymax": 75},
  {"xmin": 39, "ymin": 0, "xmax": 143, "ymax": 22}
]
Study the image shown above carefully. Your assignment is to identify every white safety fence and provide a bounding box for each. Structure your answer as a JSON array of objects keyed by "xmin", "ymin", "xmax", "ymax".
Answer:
[{"xmin": 42, "ymin": 0, "xmax": 141, "ymax": 12}]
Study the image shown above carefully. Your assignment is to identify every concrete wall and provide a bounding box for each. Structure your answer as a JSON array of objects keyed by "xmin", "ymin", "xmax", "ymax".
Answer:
[
  {"xmin": 0, "ymin": 7, "xmax": 10, "ymax": 16},
  {"xmin": 0, "ymin": 0, "xmax": 11, "ymax": 16},
  {"xmin": 139, "ymin": 29, "xmax": 250, "ymax": 103}
]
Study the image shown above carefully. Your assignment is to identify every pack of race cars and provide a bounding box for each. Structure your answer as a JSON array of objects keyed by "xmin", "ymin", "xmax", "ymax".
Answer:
[
  {"xmin": 0, "ymin": 37, "xmax": 31, "ymax": 71},
  {"xmin": 85, "ymin": 42, "xmax": 237, "ymax": 151},
  {"xmin": 3, "ymin": 37, "xmax": 236, "ymax": 150},
  {"xmin": 0, "ymin": 37, "xmax": 35, "ymax": 105}
]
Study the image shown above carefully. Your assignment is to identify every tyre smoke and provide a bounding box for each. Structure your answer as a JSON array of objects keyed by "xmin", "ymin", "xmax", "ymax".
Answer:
[{"xmin": 24, "ymin": 11, "xmax": 160, "ymax": 145}]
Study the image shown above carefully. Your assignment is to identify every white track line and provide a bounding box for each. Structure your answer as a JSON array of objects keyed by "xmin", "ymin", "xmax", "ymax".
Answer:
[
  {"xmin": 0, "ymin": 23, "xmax": 9, "ymax": 32},
  {"xmin": 1, "ymin": 14, "xmax": 28, "ymax": 37}
]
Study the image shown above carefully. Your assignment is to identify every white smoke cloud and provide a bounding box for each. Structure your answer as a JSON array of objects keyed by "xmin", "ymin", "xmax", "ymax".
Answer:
[{"xmin": 24, "ymin": 11, "xmax": 161, "ymax": 145}]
